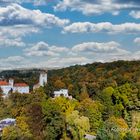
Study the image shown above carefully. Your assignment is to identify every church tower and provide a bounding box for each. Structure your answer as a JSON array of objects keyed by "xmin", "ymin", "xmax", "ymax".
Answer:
[
  {"xmin": 9, "ymin": 78, "xmax": 14, "ymax": 87},
  {"xmin": 39, "ymin": 72, "xmax": 47, "ymax": 86}
]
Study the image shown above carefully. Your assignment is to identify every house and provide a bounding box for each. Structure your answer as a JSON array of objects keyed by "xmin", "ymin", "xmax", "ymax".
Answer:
[
  {"xmin": 84, "ymin": 134, "xmax": 96, "ymax": 140},
  {"xmin": 53, "ymin": 89, "xmax": 69, "ymax": 97},
  {"xmin": 33, "ymin": 72, "xmax": 47, "ymax": 90},
  {"xmin": 0, "ymin": 78, "xmax": 29, "ymax": 95},
  {"xmin": 0, "ymin": 118, "xmax": 16, "ymax": 132}
]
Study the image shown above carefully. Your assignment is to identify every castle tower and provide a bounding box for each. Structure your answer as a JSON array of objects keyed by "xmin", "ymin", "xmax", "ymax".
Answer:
[
  {"xmin": 39, "ymin": 72, "xmax": 47, "ymax": 86},
  {"xmin": 9, "ymin": 78, "xmax": 14, "ymax": 87}
]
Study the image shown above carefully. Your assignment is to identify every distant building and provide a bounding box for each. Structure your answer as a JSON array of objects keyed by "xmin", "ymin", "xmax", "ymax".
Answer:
[
  {"xmin": 53, "ymin": 89, "xmax": 69, "ymax": 97},
  {"xmin": 33, "ymin": 72, "xmax": 47, "ymax": 90},
  {"xmin": 0, "ymin": 118, "xmax": 16, "ymax": 132},
  {"xmin": 0, "ymin": 79, "xmax": 29, "ymax": 95},
  {"xmin": 84, "ymin": 134, "xmax": 96, "ymax": 140}
]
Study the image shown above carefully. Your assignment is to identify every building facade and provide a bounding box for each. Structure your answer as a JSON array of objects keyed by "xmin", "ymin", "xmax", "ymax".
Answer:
[
  {"xmin": 53, "ymin": 89, "xmax": 69, "ymax": 97},
  {"xmin": 0, "ymin": 79, "xmax": 29, "ymax": 95}
]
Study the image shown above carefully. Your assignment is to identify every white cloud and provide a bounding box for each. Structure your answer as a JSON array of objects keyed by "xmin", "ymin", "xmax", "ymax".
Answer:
[
  {"xmin": 129, "ymin": 11, "xmax": 140, "ymax": 19},
  {"xmin": 0, "ymin": 3, "xmax": 69, "ymax": 27},
  {"xmin": 0, "ymin": 56, "xmax": 25, "ymax": 69},
  {"xmin": 72, "ymin": 41, "xmax": 129, "ymax": 55},
  {"xmin": 24, "ymin": 41, "xmax": 69, "ymax": 57},
  {"xmin": 0, "ymin": 37, "xmax": 25, "ymax": 47},
  {"xmin": 0, "ymin": 0, "xmax": 49, "ymax": 6},
  {"xmin": 1, "ymin": 56, "xmax": 24, "ymax": 62},
  {"xmin": 0, "ymin": 3, "xmax": 70, "ymax": 48},
  {"xmin": 0, "ymin": 55, "xmax": 35, "ymax": 70},
  {"xmin": 63, "ymin": 22, "xmax": 140, "ymax": 34},
  {"xmin": 54, "ymin": 0, "xmax": 139, "ymax": 15},
  {"xmin": 134, "ymin": 37, "xmax": 140, "ymax": 45},
  {"xmin": 38, "ymin": 56, "xmax": 92, "ymax": 68},
  {"xmin": 0, "ymin": 25, "xmax": 39, "ymax": 38},
  {"xmin": 0, "ymin": 25, "xmax": 39, "ymax": 48}
]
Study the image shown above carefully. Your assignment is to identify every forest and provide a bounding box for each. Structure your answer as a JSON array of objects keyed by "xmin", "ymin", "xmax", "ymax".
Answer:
[{"xmin": 0, "ymin": 60, "xmax": 140, "ymax": 140}]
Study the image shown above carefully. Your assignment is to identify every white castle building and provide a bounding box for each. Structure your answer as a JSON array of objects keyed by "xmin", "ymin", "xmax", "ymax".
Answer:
[
  {"xmin": 33, "ymin": 72, "xmax": 47, "ymax": 90},
  {"xmin": 53, "ymin": 89, "xmax": 69, "ymax": 97},
  {"xmin": 0, "ymin": 79, "xmax": 29, "ymax": 95}
]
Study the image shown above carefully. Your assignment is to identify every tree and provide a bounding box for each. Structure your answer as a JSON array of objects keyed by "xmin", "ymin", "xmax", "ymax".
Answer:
[
  {"xmin": 42, "ymin": 99, "xmax": 65, "ymax": 140},
  {"xmin": 96, "ymin": 121, "xmax": 121, "ymax": 140},
  {"xmin": 54, "ymin": 80, "xmax": 66, "ymax": 89},
  {"xmin": 98, "ymin": 87, "xmax": 115, "ymax": 120},
  {"xmin": 66, "ymin": 110, "xmax": 90, "ymax": 140},
  {"xmin": 78, "ymin": 98, "xmax": 103, "ymax": 134},
  {"xmin": 0, "ymin": 87, "xmax": 3, "ymax": 97},
  {"xmin": 79, "ymin": 85, "xmax": 89, "ymax": 101},
  {"xmin": 25, "ymin": 103, "xmax": 44, "ymax": 140}
]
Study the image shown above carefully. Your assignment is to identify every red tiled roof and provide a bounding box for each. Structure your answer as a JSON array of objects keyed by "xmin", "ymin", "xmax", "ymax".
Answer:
[
  {"xmin": 0, "ymin": 81, "xmax": 9, "ymax": 86},
  {"xmin": 14, "ymin": 83, "xmax": 28, "ymax": 87}
]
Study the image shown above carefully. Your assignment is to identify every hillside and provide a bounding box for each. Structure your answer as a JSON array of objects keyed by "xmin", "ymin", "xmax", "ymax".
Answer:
[
  {"xmin": 1, "ymin": 60, "xmax": 140, "ymax": 97},
  {"xmin": 0, "ymin": 60, "xmax": 140, "ymax": 139},
  {"xmin": 47, "ymin": 60, "xmax": 140, "ymax": 98}
]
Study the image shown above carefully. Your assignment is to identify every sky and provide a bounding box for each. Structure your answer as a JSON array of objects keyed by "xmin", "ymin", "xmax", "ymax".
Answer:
[{"xmin": 0, "ymin": 0, "xmax": 140, "ymax": 69}]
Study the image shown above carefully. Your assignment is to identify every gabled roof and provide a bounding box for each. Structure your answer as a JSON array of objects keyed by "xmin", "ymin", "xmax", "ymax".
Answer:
[
  {"xmin": 0, "ymin": 81, "xmax": 9, "ymax": 86},
  {"xmin": 14, "ymin": 83, "xmax": 28, "ymax": 87}
]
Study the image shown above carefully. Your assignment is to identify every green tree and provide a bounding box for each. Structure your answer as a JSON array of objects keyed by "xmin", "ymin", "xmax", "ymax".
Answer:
[
  {"xmin": 42, "ymin": 99, "xmax": 65, "ymax": 140},
  {"xmin": 78, "ymin": 98, "xmax": 103, "ymax": 134},
  {"xmin": 66, "ymin": 110, "xmax": 90, "ymax": 140}
]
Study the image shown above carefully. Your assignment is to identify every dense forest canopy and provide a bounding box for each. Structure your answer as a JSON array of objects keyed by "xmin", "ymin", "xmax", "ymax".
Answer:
[{"xmin": 0, "ymin": 60, "xmax": 140, "ymax": 139}]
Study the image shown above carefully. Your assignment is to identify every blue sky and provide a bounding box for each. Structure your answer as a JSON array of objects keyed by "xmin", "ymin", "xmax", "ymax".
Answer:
[{"xmin": 0, "ymin": 0, "xmax": 140, "ymax": 69}]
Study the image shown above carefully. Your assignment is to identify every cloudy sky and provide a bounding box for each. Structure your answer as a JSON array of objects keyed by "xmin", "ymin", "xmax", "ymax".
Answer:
[{"xmin": 0, "ymin": 0, "xmax": 140, "ymax": 69}]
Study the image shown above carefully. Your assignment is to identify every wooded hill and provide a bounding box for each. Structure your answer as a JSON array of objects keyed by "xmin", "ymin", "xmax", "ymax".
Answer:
[{"xmin": 0, "ymin": 60, "xmax": 140, "ymax": 139}]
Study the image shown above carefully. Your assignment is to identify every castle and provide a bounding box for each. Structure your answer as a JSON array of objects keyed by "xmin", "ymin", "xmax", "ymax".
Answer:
[{"xmin": 0, "ymin": 72, "xmax": 48, "ymax": 95}]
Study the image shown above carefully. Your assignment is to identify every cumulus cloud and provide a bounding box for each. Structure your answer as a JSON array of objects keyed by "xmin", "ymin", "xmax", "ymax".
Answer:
[
  {"xmin": 0, "ymin": 3, "xmax": 69, "ymax": 27},
  {"xmin": 0, "ymin": 0, "xmax": 52, "ymax": 6},
  {"xmin": 0, "ymin": 25, "xmax": 39, "ymax": 38},
  {"xmin": 0, "ymin": 25, "xmax": 40, "ymax": 48},
  {"xmin": 63, "ymin": 22, "xmax": 140, "ymax": 34},
  {"xmin": 0, "ymin": 55, "xmax": 36, "ymax": 70},
  {"xmin": 54, "ymin": 0, "xmax": 140, "ymax": 15},
  {"xmin": 134, "ymin": 37, "xmax": 140, "ymax": 45},
  {"xmin": 0, "ymin": 56, "xmax": 25, "ymax": 69},
  {"xmin": 129, "ymin": 11, "xmax": 140, "ymax": 19},
  {"xmin": 0, "ymin": 37, "xmax": 25, "ymax": 47},
  {"xmin": 1, "ymin": 40, "xmax": 140, "ymax": 70},
  {"xmin": 24, "ymin": 41, "xmax": 69, "ymax": 57},
  {"xmin": 0, "ymin": 3, "xmax": 69, "ymax": 48},
  {"xmin": 1, "ymin": 56, "xmax": 24, "ymax": 62},
  {"xmin": 72, "ymin": 41, "xmax": 129, "ymax": 56}
]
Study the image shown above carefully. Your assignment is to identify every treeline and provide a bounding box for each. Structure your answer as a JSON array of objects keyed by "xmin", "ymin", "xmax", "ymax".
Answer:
[{"xmin": 47, "ymin": 60, "xmax": 140, "ymax": 99}]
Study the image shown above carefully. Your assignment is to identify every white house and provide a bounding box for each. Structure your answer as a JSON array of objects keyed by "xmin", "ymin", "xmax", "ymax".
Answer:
[
  {"xmin": 0, "ymin": 118, "xmax": 16, "ymax": 132},
  {"xmin": 0, "ymin": 79, "xmax": 29, "ymax": 95},
  {"xmin": 54, "ymin": 89, "xmax": 69, "ymax": 97},
  {"xmin": 33, "ymin": 72, "xmax": 47, "ymax": 90}
]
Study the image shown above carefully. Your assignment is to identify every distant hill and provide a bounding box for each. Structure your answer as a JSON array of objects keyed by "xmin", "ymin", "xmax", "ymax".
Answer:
[
  {"xmin": 47, "ymin": 60, "xmax": 140, "ymax": 98},
  {"xmin": 1, "ymin": 60, "xmax": 140, "ymax": 97}
]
